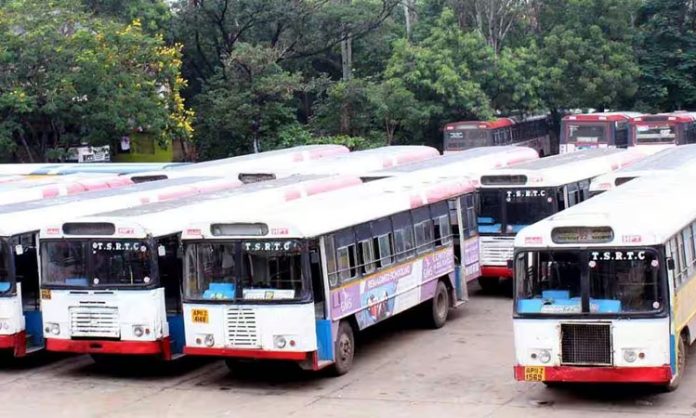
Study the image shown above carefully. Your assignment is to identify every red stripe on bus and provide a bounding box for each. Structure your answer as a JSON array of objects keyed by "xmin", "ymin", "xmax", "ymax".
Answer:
[
  {"xmin": 513, "ymin": 365, "xmax": 672, "ymax": 383},
  {"xmin": 42, "ymin": 187, "xmax": 60, "ymax": 198},
  {"xmin": 481, "ymin": 266, "xmax": 512, "ymax": 278},
  {"xmin": 46, "ymin": 337, "xmax": 167, "ymax": 357},
  {"xmin": 184, "ymin": 346, "xmax": 309, "ymax": 361}
]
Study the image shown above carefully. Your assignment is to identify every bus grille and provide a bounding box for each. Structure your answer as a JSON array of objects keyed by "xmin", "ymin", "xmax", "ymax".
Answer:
[
  {"xmin": 561, "ymin": 323, "xmax": 612, "ymax": 366},
  {"xmin": 69, "ymin": 306, "xmax": 120, "ymax": 338},
  {"xmin": 225, "ymin": 307, "xmax": 259, "ymax": 348},
  {"xmin": 480, "ymin": 236, "xmax": 514, "ymax": 266}
]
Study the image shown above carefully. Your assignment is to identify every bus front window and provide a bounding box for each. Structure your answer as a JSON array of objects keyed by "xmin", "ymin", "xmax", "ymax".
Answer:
[
  {"xmin": 635, "ymin": 125, "xmax": 677, "ymax": 144},
  {"xmin": 41, "ymin": 241, "xmax": 89, "ymax": 287},
  {"xmin": 565, "ymin": 123, "xmax": 608, "ymax": 144},
  {"xmin": 0, "ymin": 239, "xmax": 13, "ymax": 293},
  {"xmin": 504, "ymin": 189, "xmax": 557, "ymax": 233},
  {"xmin": 41, "ymin": 240, "xmax": 155, "ymax": 287},
  {"xmin": 478, "ymin": 190, "xmax": 503, "ymax": 233},
  {"xmin": 185, "ymin": 240, "xmax": 309, "ymax": 302},
  {"xmin": 515, "ymin": 249, "xmax": 664, "ymax": 315}
]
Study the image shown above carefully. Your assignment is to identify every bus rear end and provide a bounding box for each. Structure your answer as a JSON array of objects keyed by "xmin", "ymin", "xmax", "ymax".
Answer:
[
  {"xmin": 560, "ymin": 113, "xmax": 636, "ymax": 153},
  {"xmin": 630, "ymin": 113, "xmax": 696, "ymax": 152},
  {"xmin": 443, "ymin": 123, "xmax": 491, "ymax": 154}
]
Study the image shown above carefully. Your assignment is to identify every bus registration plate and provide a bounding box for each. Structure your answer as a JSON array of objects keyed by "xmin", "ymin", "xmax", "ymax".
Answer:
[
  {"xmin": 524, "ymin": 366, "xmax": 545, "ymax": 382},
  {"xmin": 191, "ymin": 309, "xmax": 209, "ymax": 324}
]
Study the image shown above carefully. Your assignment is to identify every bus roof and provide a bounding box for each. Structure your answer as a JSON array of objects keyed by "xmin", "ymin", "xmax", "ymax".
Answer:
[
  {"xmin": 0, "ymin": 162, "xmax": 186, "ymax": 176},
  {"xmin": 516, "ymin": 173, "xmax": 696, "ymax": 247},
  {"xmin": 630, "ymin": 112, "xmax": 696, "ymax": 123},
  {"xmin": 44, "ymin": 175, "xmax": 363, "ymax": 239},
  {"xmin": 261, "ymin": 146, "xmax": 439, "ymax": 178},
  {"xmin": 182, "ymin": 175, "xmax": 476, "ymax": 240},
  {"xmin": 0, "ymin": 176, "xmax": 243, "ymax": 237},
  {"xmin": 562, "ymin": 112, "xmax": 643, "ymax": 122},
  {"xmin": 478, "ymin": 148, "xmax": 644, "ymax": 188},
  {"xmin": 589, "ymin": 144, "xmax": 696, "ymax": 193},
  {"xmin": 445, "ymin": 118, "xmax": 516, "ymax": 130},
  {"xmin": 0, "ymin": 174, "xmax": 134, "ymax": 206},
  {"xmin": 364, "ymin": 146, "xmax": 538, "ymax": 179},
  {"xmin": 130, "ymin": 144, "xmax": 349, "ymax": 181}
]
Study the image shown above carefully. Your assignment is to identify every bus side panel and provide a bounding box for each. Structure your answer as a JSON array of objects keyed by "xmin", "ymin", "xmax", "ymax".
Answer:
[
  {"xmin": 330, "ymin": 246, "xmax": 455, "ymax": 330},
  {"xmin": 315, "ymin": 319, "xmax": 334, "ymax": 361},
  {"xmin": 167, "ymin": 314, "xmax": 185, "ymax": 355},
  {"xmin": 24, "ymin": 310, "xmax": 43, "ymax": 347},
  {"xmin": 462, "ymin": 236, "xmax": 481, "ymax": 282}
]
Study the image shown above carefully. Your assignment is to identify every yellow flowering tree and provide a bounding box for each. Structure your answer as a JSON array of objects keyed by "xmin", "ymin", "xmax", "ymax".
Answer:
[{"xmin": 0, "ymin": 0, "xmax": 193, "ymax": 162}]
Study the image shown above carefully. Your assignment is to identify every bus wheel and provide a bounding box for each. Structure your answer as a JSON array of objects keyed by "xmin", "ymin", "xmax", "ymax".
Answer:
[
  {"xmin": 425, "ymin": 281, "xmax": 449, "ymax": 329},
  {"xmin": 331, "ymin": 321, "xmax": 355, "ymax": 376},
  {"xmin": 665, "ymin": 335, "xmax": 687, "ymax": 392},
  {"xmin": 478, "ymin": 277, "xmax": 500, "ymax": 293}
]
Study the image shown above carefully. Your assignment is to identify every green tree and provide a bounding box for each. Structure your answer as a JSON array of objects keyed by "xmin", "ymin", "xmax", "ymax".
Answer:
[
  {"xmin": 83, "ymin": 0, "xmax": 171, "ymax": 34},
  {"xmin": 0, "ymin": 0, "xmax": 193, "ymax": 162},
  {"xmin": 193, "ymin": 43, "xmax": 303, "ymax": 158},
  {"xmin": 634, "ymin": 0, "xmax": 696, "ymax": 111}
]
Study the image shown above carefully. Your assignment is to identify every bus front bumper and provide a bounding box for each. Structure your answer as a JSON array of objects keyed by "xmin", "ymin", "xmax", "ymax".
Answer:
[
  {"xmin": 513, "ymin": 365, "xmax": 672, "ymax": 383},
  {"xmin": 45, "ymin": 337, "xmax": 172, "ymax": 359},
  {"xmin": 184, "ymin": 346, "xmax": 310, "ymax": 361},
  {"xmin": 0, "ymin": 331, "xmax": 26, "ymax": 357},
  {"xmin": 480, "ymin": 266, "xmax": 512, "ymax": 278}
]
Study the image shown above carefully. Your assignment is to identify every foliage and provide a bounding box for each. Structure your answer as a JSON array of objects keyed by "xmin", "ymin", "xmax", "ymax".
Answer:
[{"xmin": 0, "ymin": 0, "xmax": 193, "ymax": 162}]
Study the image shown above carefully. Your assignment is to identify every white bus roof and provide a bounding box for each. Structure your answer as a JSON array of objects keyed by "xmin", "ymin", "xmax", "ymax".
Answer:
[
  {"xmin": 364, "ymin": 146, "xmax": 538, "ymax": 179},
  {"xmin": 43, "ymin": 175, "xmax": 363, "ymax": 239},
  {"xmin": 0, "ymin": 162, "xmax": 185, "ymax": 176},
  {"xmin": 0, "ymin": 176, "xmax": 243, "ymax": 237},
  {"xmin": 129, "ymin": 144, "xmax": 348, "ymax": 181},
  {"xmin": 478, "ymin": 148, "xmax": 645, "ymax": 188},
  {"xmin": 274, "ymin": 146, "xmax": 439, "ymax": 177},
  {"xmin": 589, "ymin": 144, "xmax": 696, "ymax": 193},
  {"xmin": 182, "ymin": 175, "xmax": 476, "ymax": 240},
  {"xmin": 0, "ymin": 174, "xmax": 135, "ymax": 206},
  {"xmin": 516, "ymin": 173, "xmax": 696, "ymax": 248}
]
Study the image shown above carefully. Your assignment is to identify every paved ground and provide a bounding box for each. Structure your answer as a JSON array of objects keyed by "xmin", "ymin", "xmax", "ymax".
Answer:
[{"xmin": 1, "ymin": 284, "xmax": 695, "ymax": 418}]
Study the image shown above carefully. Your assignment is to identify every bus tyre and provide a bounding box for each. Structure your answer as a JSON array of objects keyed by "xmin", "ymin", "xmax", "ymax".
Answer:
[
  {"xmin": 331, "ymin": 321, "xmax": 354, "ymax": 376},
  {"xmin": 426, "ymin": 281, "xmax": 449, "ymax": 329},
  {"xmin": 666, "ymin": 336, "xmax": 687, "ymax": 392}
]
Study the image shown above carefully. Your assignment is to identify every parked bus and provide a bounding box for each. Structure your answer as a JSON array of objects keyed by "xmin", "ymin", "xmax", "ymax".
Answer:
[
  {"xmin": 629, "ymin": 112, "xmax": 696, "ymax": 151},
  {"xmin": 476, "ymin": 149, "xmax": 645, "ymax": 292},
  {"xmin": 590, "ymin": 144, "xmax": 696, "ymax": 196},
  {"xmin": 362, "ymin": 146, "xmax": 539, "ymax": 181},
  {"xmin": 130, "ymin": 144, "xmax": 349, "ymax": 182},
  {"xmin": 38, "ymin": 175, "xmax": 362, "ymax": 361},
  {"xmin": 0, "ymin": 175, "xmax": 136, "ymax": 206},
  {"xmin": 180, "ymin": 174, "xmax": 479, "ymax": 375},
  {"xmin": 0, "ymin": 162, "xmax": 185, "ymax": 176},
  {"xmin": 560, "ymin": 112, "xmax": 641, "ymax": 153},
  {"xmin": 443, "ymin": 116, "xmax": 551, "ymax": 157},
  {"xmin": 0, "ymin": 176, "xmax": 252, "ymax": 357},
  {"xmin": 512, "ymin": 173, "xmax": 696, "ymax": 390}
]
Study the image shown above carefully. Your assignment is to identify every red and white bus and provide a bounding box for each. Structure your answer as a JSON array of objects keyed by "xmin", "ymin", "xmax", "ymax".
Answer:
[
  {"xmin": 443, "ymin": 117, "xmax": 551, "ymax": 157},
  {"xmin": 629, "ymin": 112, "xmax": 696, "ymax": 151},
  {"xmin": 560, "ymin": 112, "xmax": 641, "ymax": 153}
]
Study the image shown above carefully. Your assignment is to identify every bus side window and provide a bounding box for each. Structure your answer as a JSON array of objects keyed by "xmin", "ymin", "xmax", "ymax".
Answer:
[
  {"xmin": 392, "ymin": 212, "xmax": 415, "ymax": 261},
  {"xmin": 556, "ymin": 188, "xmax": 566, "ymax": 210},
  {"xmin": 359, "ymin": 239, "xmax": 376, "ymax": 274},
  {"xmin": 465, "ymin": 194, "xmax": 477, "ymax": 237},
  {"xmin": 683, "ymin": 228, "xmax": 695, "ymax": 276},
  {"xmin": 325, "ymin": 235, "xmax": 339, "ymax": 288},
  {"xmin": 567, "ymin": 184, "xmax": 580, "ymax": 207},
  {"xmin": 377, "ymin": 234, "xmax": 393, "ymax": 267},
  {"xmin": 308, "ymin": 246, "xmax": 325, "ymax": 317},
  {"xmin": 336, "ymin": 245, "xmax": 357, "ymax": 284}
]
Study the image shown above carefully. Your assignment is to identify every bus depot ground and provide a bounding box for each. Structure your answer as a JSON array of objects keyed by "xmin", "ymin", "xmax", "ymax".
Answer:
[{"xmin": 0, "ymin": 283, "xmax": 690, "ymax": 418}]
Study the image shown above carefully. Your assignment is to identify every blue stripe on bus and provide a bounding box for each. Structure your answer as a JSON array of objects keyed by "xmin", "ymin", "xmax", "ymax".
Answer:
[
  {"xmin": 315, "ymin": 319, "xmax": 333, "ymax": 361},
  {"xmin": 670, "ymin": 334, "xmax": 676, "ymax": 375},
  {"xmin": 167, "ymin": 314, "xmax": 186, "ymax": 355},
  {"xmin": 24, "ymin": 310, "xmax": 44, "ymax": 347}
]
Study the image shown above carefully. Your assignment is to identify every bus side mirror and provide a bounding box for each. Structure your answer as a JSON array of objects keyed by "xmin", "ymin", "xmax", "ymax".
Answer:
[
  {"xmin": 507, "ymin": 259, "xmax": 514, "ymax": 269},
  {"xmin": 667, "ymin": 258, "xmax": 675, "ymax": 271}
]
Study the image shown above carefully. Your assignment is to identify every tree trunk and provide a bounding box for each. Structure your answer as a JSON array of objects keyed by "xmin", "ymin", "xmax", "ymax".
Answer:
[
  {"xmin": 18, "ymin": 131, "xmax": 35, "ymax": 163},
  {"xmin": 403, "ymin": 0, "xmax": 412, "ymax": 40}
]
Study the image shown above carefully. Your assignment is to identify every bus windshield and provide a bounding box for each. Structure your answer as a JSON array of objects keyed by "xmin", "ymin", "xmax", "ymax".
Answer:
[
  {"xmin": 478, "ymin": 188, "xmax": 557, "ymax": 234},
  {"xmin": 444, "ymin": 129, "xmax": 489, "ymax": 150},
  {"xmin": 565, "ymin": 123, "xmax": 608, "ymax": 144},
  {"xmin": 635, "ymin": 124, "xmax": 677, "ymax": 144},
  {"xmin": 515, "ymin": 249, "xmax": 664, "ymax": 315},
  {"xmin": 41, "ymin": 240, "xmax": 156, "ymax": 287},
  {"xmin": 184, "ymin": 240, "xmax": 309, "ymax": 302}
]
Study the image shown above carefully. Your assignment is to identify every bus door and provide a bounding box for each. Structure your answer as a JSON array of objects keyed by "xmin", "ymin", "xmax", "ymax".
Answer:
[
  {"xmin": 313, "ymin": 240, "xmax": 333, "ymax": 362},
  {"xmin": 12, "ymin": 233, "xmax": 42, "ymax": 350},
  {"xmin": 158, "ymin": 235, "xmax": 185, "ymax": 354}
]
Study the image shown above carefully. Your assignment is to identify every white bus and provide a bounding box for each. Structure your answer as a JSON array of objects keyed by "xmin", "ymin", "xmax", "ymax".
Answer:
[
  {"xmin": 476, "ymin": 149, "xmax": 645, "ymax": 292},
  {"xmin": 513, "ymin": 173, "xmax": 696, "ymax": 390},
  {"xmin": 589, "ymin": 144, "xmax": 696, "ymax": 195},
  {"xmin": 38, "ymin": 175, "xmax": 362, "ymax": 361},
  {"xmin": 0, "ymin": 175, "xmax": 251, "ymax": 357},
  {"xmin": 0, "ymin": 175, "xmax": 135, "ymax": 206},
  {"xmin": 180, "ymin": 174, "xmax": 479, "ymax": 375},
  {"xmin": 130, "ymin": 145, "xmax": 349, "ymax": 182},
  {"xmin": 361, "ymin": 146, "xmax": 538, "ymax": 181},
  {"xmin": 0, "ymin": 162, "xmax": 185, "ymax": 176}
]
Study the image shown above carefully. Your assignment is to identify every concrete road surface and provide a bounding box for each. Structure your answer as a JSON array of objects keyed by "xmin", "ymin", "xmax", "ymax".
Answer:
[{"xmin": 0, "ymin": 284, "xmax": 693, "ymax": 418}]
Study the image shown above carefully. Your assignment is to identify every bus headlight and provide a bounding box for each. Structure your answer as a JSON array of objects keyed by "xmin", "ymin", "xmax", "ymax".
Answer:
[
  {"xmin": 538, "ymin": 349, "xmax": 551, "ymax": 364},
  {"xmin": 133, "ymin": 326, "xmax": 144, "ymax": 338},
  {"xmin": 623, "ymin": 349, "xmax": 637, "ymax": 363},
  {"xmin": 204, "ymin": 334, "xmax": 215, "ymax": 347},
  {"xmin": 273, "ymin": 335, "xmax": 287, "ymax": 349},
  {"xmin": 45, "ymin": 323, "xmax": 60, "ymax": 336}
]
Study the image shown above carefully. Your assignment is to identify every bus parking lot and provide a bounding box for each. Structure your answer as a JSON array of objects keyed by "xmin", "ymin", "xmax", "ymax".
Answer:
[{"xmin": 0, "ymin": 283, "xmax": 692, "ymax": 418}]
